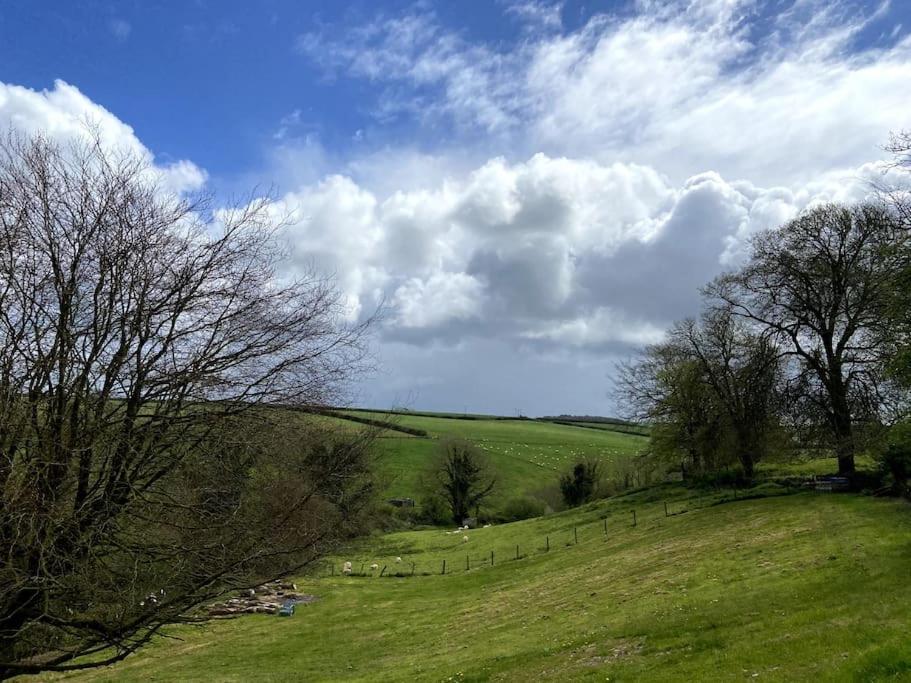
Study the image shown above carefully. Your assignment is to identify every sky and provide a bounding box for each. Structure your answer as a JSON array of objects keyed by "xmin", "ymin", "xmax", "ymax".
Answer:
[{"xmin": 1, "ymin": 0, "xmax": 910, "ymax": 416}]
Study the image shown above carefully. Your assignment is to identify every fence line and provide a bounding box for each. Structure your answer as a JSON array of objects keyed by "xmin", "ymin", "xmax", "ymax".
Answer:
[
  {"xmin": 324, "ymin": 500, "xmax": 678, "ymax": 579},
  {"xmin": 322, "ymin": 487, "xmax": 798, "ymax": 580}
]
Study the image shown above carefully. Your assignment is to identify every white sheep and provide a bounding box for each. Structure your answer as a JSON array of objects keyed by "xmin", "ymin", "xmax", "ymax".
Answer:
[
  {"xmin": 370, "ymin": 563, "xmax": 379, "ymax": 571},
  {"xmin": 462, "ymin": 535, "xmax": 469, "ymax": 542},
  {"xmin": 342, "ymin": 561, "xmax": 352, "ymax": 575},
  {"xmin": 395, "ymin": 556, "xmax": 402, "ymax": 563}
]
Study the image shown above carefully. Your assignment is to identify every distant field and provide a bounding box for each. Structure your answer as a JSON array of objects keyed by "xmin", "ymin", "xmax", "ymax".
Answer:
[
  {"xmin": 57, "ymin": 485, "xmax": 911, "ymax": 682},
  {"xmin": 338, "ymin": 406, "xmax": 505, "ymax": 420},
  {"xmin": 348, "ymin": 410, "xmax": 649, "ymax": 503},
  {"xmin": 543, "ymin": 419, "xmax": 651, "ymax": 437}
]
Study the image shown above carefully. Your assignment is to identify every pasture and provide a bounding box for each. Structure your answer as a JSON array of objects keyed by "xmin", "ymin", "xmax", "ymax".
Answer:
[
  {"xmin": 52, "ymin": 483, "xmax": 911, "ymax": 681},
  {"xmin": 348, "ymin": 410, "xmax": 649, "ymax": 501}
]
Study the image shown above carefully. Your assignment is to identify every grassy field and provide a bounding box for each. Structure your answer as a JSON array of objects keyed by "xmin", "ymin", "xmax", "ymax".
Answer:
[
  {"xmin": 49, "ymin": 483, "xmax": 911, "ymax": 682},
  {"xmin": 352, "ymin": 411, "xmax": 649, "ymax": 501},
  {"xmin": 543, "ymin": 419, "xmax": 651, "ymax": 437}
]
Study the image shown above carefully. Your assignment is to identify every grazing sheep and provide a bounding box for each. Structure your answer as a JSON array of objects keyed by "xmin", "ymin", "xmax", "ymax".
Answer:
[
  {"xmin": 370, "ymin": 563, "xmax": 379, "ymax": 571},
  {"xmin": 395, "ymin": 556, "xmax": 402, "ymax": 563},
  {"xmin": 462, "ymin": 535, "xmax": 469, "ymax": 542},
  {"xmin": 342, "ymin": 561, "xmax": 352, "ymax": 575}
]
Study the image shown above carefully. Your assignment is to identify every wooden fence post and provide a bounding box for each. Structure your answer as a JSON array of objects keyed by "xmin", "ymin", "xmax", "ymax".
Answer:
[
  {"xmin": 411, "ymin": 562, "xmax": 416, "ymax": 576},
  {"xmin": 441, "ymin": 559, "xmax": 446, "ymax": 575},
  {"xmin": 380, "ymin": 565, "xmax": 387, "ymax": 577},
  {"xmin": 546, "ymin": 536, "xmax": 550, "ymax": 552},
  {"xmin": 466, "ymin": 555, "xmax": 470, "ymax": 571},
  {"xmin": 631, "ymin": 509, "xmax": 637, "ymax": 527},
  {"xmin": 664, "ymin": 501, "xmax": 669, "ymax": 517},
  {"xmin": 491, "ymin": 550, "xmax": 494, "ymax": 566},
  {"xmin": 603, "ymin": 518, "xmax": 607, "ymax": 535},
  {"xmin": 515, "ymin": 544, "xmax": 519, "ymax": 560},
  {"xmin": 574, "ymin": 527, "xmax": 578, "ymax": 544}
]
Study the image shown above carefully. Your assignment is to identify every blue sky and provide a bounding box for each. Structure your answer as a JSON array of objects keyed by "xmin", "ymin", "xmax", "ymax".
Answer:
[
  {"xmin": 0, "ymin": 0, "xmax": 600, "ymax": 173},
  {"xmin": 1, "ymin": 0, "xmax": 910, "ymax": 415}
]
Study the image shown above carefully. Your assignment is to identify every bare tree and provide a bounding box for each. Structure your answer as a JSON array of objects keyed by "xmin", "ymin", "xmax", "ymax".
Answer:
[
  {"xmin": 708, "ymin": 203, "xmax": 903, "ymax": 475},
  {"xmin": 0, "ymin": 132, "xmax": 375, "ymax": 675}
]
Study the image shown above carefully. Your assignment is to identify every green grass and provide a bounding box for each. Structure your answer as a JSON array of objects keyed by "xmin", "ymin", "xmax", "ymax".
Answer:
[
  {"xmin": 541, "ymin": 419, "xmax": 651, "ymax": 437},
  {"xmin": 756, "ymin": 453, "xmax": 878, "ymax": 479},
  {"xmin": 52, "ymin": 485, "xmax": 911, "ymax": 682},
  {"xmin": 357, "ymin": 411, "xmax": 649, "ymax": 501}
]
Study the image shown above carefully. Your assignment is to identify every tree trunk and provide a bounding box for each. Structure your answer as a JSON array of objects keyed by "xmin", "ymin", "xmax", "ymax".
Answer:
[
  {"xmin": 739, "ymin": 453, "xmax": 755, "ymax": 481},
  {"xmin": 835, "ymin": 433, "xmax": 855, "ymax": 475},
  {"xmin": 826, "ymin": 366, "xmax": 856, "ymax": 476},
  {"xmin": 832, "ymin": 406, "xmax": 855, "ymax": 475},
  {"xmin": 733, "ymin": 426, "xmax": 755, "ymax": 481}
]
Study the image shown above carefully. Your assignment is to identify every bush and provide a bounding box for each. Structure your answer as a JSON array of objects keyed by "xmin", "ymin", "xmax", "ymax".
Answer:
[
  {"xmin": 559, "ymin": 461, "xmax": 601, "ymax": 507},
  {"xmin": 417, "ymin": 494, "xmax": 452, "ymax": 525},
  {"xmin": 879, "ymin": 422, "xmax": 911, "ymax": 497},
  {"xmin": 496, "ymin": 496, "xmax": 547, "ymax": 522},
  {"xmin": 686, "ymin": 467, "xmax": 750, "ymax": 489}
]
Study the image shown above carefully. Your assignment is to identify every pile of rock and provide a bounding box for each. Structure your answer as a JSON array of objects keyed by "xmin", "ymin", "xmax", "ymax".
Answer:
[{"xmin": 207, "ymin": 580, "xmax": 317, "ymax": 618}]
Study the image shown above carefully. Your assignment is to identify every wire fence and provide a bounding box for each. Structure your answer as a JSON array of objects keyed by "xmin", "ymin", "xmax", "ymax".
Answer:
[
  {"xmin": 317, "ymin": 483, "xmax": 808, "ymax": 581},
  {"xmin": 320, "ymin": 497, "xmax": 700, "ymax": 580}
]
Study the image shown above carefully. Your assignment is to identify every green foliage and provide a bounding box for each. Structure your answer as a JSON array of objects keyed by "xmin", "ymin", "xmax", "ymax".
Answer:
[
  {"xmin": 878, "ymin": 421, "xmax": 911, "ymax": 497},
  {"xmin": 364, "ymin": 413, "xmax": 648, "ymax": 506},
  {"xmin": 710, "ymin": 203, "xmax": 904, "ymax": 475},
  {"xmin": 619, "ymin": 308, "xmax": 784, "ymax": 480},
  {"xmin": 624, "ymin": 354, "xmax": 731, "ymax": 477},
  {"xmin": 417, "ymin": 494, "xmax": 452, "ymax": 526},
  {"xmin": 558, "ymin": 461, "xmax": 601, "ymax": 507},
  {"xmin": 430, "ymin": 439, "xmax": 497, "ymax": 524},
  {"xmin": 496, "ymin": 495, "xmax": 547, "ymax": 522}
]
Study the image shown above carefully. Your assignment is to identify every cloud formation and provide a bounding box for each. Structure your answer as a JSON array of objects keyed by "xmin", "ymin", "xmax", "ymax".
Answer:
[
  {"xmin": 268, "ymin": 153, "xmax": 893, "ymax": 359},
  {"xmin": 0, "ymin": 80, "xmax": 206, "ymax": 195},
  {"xmin": 300, "ymin": 0, "xmax": 909, "ymax": 184},
  {"xmin": 4, "ymin": 0, "xmax": 909, "ymax": 413}
]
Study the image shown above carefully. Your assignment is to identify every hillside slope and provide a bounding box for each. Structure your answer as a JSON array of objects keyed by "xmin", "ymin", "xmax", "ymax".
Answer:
[
  {"xmin": 354, "ymin": 411, "xmax": 648, "ymax": 501},
  {"xmin": 55, "ymin": 486, "xmax": 911, "ymax": 682}
]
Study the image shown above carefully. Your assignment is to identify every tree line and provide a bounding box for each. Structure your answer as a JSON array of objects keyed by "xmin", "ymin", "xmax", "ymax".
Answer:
[{"xmin": 618, "ymin": 142, "xmax": 911, "ymax": 489}]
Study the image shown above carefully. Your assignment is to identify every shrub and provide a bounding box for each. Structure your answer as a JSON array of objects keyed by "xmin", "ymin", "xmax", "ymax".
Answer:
[
  {"xmin": 559, "ymin": 461, "xmax": 601, "ymax": 507},
  {"xmin": 879, "ymin": 422, "xmax": 911, "ymax": 497},
  {"xmin": 417, "ymin": 494, "xmax": 452, "ymax": 526},
  {"xmin": 497, "ymin": 496, "xmax": 547, "ymax": 522}
]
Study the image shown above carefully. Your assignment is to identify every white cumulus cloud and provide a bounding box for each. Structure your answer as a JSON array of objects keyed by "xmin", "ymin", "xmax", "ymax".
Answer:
[{"xmin": 0, "ymin": 80, "xmax": 207, "ymax": 195}]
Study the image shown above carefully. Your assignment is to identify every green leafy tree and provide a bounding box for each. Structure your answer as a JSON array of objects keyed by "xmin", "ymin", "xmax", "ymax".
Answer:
[
  {"xmin": 430, "ymin": 439, "xmax": 496, "ymax": 524},
  {"xmin": 618, "ymin": 341, "xmax": 728, "ymax": 478},
  {"xmin": 676, "ymin": 309, "xmax": 783, "ymax": 479},
  {"xmin": 879, "ymin": 421, "xmax": 911, "ymax": 497},
  {"xmin": 709, "ymin": 203, "xmax": 903, "ymax": 475},
  {"xmin": 559, "ymin": 461, "xmax": 601, "ymax": 507}
]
